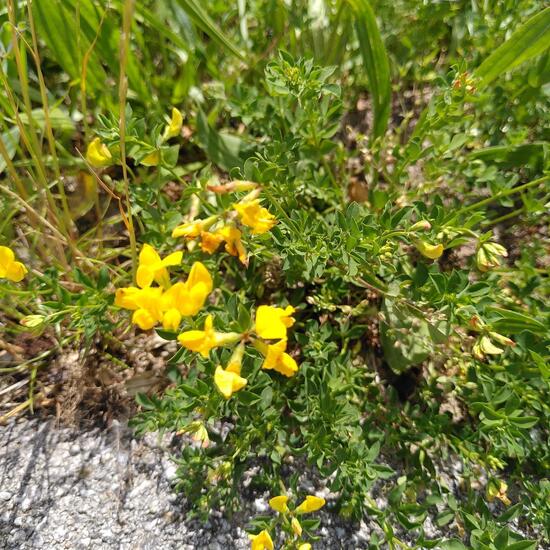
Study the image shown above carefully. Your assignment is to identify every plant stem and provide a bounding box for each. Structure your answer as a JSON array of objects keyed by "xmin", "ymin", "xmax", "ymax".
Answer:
[
  {"xmin": 119, "ymin": 0, "xmax": 138, "ymax": 283},
  {"xmin": 450, "ymin": 175, "xmax": 548, "ymax": 219}
]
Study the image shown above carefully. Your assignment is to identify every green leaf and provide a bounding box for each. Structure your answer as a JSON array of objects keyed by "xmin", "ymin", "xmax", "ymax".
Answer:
[
  {"xmin": 439, "ymin": 540, "xmax": 468, "ymax": 550},
  {"xmin": 436, "ymin": 510, "xmax": 455, "ymax": 527},
  {"xmin": 180, "ymin": 383, "xmax": 202, "ymax": 397},
  {"xmin": 135, "ymin": 392, "xmax": 156, "ymax": 410},
  {"xmin": 504, "ymin": 541, "xmax": 538, "ymax": 550},
  {"xmin": 488, "ymin": 306, "xmax": 547, "ymax": 334},
  {"xmin": 196, "ymin": 109, "xmax": 250, "ymax": 171},
  {"xmin": 508, "ymin": 415, "xmax": 538, "ymax": 429},
  {"xmin": 237, "ymin": 391, "xmax": 262, "ymax": 405},
  {"xmin": 468, "ymin": 143, "xmax": 547, "ymax": 170},
  {"xmin": 475, "ymin": 8, "xmax": 550, "ymax": 87},
  {"xmin": 346, "ymin": 0, "xmax": 391, "ymax": 139}
]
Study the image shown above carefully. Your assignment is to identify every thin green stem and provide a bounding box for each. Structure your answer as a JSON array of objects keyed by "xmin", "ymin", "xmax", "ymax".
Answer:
[
  {"xmin": 450, "ymin": 175, "xmax": 548, "ymax": 220},
  {"xmin": 119, "ymin": 0, "xmax": 138, "ymax": 283}
]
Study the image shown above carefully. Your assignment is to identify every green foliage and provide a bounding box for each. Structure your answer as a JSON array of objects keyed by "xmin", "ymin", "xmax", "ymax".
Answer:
[{"xmin": 1, "ymin": 0, "xmax": 549, "ymax": 547}]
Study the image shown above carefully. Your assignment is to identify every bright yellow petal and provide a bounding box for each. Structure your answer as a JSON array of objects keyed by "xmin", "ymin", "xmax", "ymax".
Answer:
[
  {"xmin": 177, "ymin": 330, "xmax": 207, "ymax": 352},
  {"xmin": 249, "ymin": 530, "xmax": 274, "ymax": 550},
  {"xmin": 0, "ymin": 246, "xmax": 15, "ymax": 267},
  {"xmin": 187, "ymin": 262, "xmax": 213, "ymax": 294},
  {"xmin": 139, "ymin": 244, "xmax": 161, "ymax": 266},
  {"xmin": 164, "ymin": 107, "xmax": 183, "ymax": 140},
  {"xmin": 416, "ymin": 241, "xmax": 444, "ymax": 260},
  {"xmin": 115, "ymin": 287, "xmax": 142, "ymax": 310},
  {"xmin": 295, "ymin": 495, "xmax": 325, "ymax": 514},
  {"xmin": 5, "ymin": 261, "xmax": 27, "ymax": 282},
  {"xmin": 214, "ymin": 366, "xmax": 247, "ymax": 399},
  {"xmin": 184, "ymin": 282, "xmax": 209, "ymax": 316},
  {"xmin": 132, "ymin": 308, "xmax": 157, "ymax": 330},
  {"xmin": 172, "ymin": 221, "xmax": 203, "ymax": 239},
  {"xmin": 161, "ymin": 251, "xmax": 183, "ymax": 268},
  {"xmin": 86, "ymin": 138, "xmax": 112, "ymax": 168},
  {"xmin": 276, "ymin": 352, "xmax": 298, "ymax": 377},
  {"xmin": 162, "ymin": 308, "xmax": 182, "ymax": 331},
  {"xmin": 136, "ymin": 265, "xmax": 155, "ymax": 289},
  {"xmin": 255, "ymin": 305, "xmax": 293, "ymax": 340},
  {"xmin": 269, "ymin": 495, "xmax": 289, "ymax": 513}
]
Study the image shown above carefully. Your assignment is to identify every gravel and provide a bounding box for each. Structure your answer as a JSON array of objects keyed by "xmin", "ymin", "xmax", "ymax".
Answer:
[
  {"xmin": 0, "ymin": 417, "xmax": 373, "ymax": 549},
  {"xmin": 0, "ymin": 417, "xmax": 541, "ymax": 549}
]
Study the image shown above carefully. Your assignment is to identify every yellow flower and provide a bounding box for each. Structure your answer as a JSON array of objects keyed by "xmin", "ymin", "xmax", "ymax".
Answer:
[
  {"xmin": 219, "ymin": 226, "xmax": 248, "ymax": 265},
  {"xmin": 172, "ymin": 216, "xmax": 218, "ymax": 239},
  {"xmin": 178, "ymin": 315, "xmax": 241, "ymax": 358},
  {"xmin": 200, "ymin": 231, "xmax": 225, "ymax": 254},
  {"xmin": 291, "ymin": 517, "xmax": 303, "ymax": 537},
  {"xmin": 214, "ymin": 365, "xmax": 247, "ymax": 398},
  {"xmin": 163, "ymin": 107, "xmax": 183, "ymax": 140},
  {"xmin": 86, "ymin": 137, "xmax": 112, "ymax": 168},
  {"xmin": 260, "ymin": 340, "xmax": 298, "ymax": 377},
  {"xmin": 162, "ymin": 308, "xmax": 182, "ymax": 331},
  {"xmin": 132, "ymin": 308, "xmax": 159, "ymax": 330},
  {"xmin": 415, "ymin": 240, "xmax": 444, "ymax": 260},
  {"xmin": 295, "ymin": 495, "xmax": 326, "ymax": 514},
  {"xmin": 115, "ymin": 286, "xmax": 165, "ymax": 330},
  {"xmin": 0, "ymin": 246, "xmax": 28, "ymax": 282},
  {"xmin": 233, "ymin": 198, "xmax": 276, "ymax": 235},
  {"xmin": 140, "ymin": 150, "xmax": 160, "ymax": 166},
  {"xmin": 136, "ymin": 244, "xmax": 183, "ymax": 289},
  {"xmin": 249, "ymin": 530, "xmax": 274, "ymax": 550},
  {"xmin": 298, "ymin": 544, "xmax": 312, "ymax": 550},
  {"xmin": 255, "ymin": 305, "xmax": 295, "ymax": 340},
  {"xmin": 269, "ymin": 495, "xmax": 289, "ymax": 514},
  {"xmin": 162, "ymin": 261, "xmax": 213, "ymax": 316}
]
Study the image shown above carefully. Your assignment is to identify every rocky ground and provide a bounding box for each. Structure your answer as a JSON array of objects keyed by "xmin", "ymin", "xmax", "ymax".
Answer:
[
  {"xmin": 1, "ymin": 416, "xmax": 544, "ymax": 549},
  {"xmin": 0, "ymin": 417, "xmax": 378, "ymax": 550}
]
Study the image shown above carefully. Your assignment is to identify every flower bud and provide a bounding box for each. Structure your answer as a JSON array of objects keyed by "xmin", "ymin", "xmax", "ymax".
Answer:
[
  {"xmin": 489, "ymin": 332, "xmax": 515, "ymax": 347},
  {"xmin": 410, "ymin": 220, "xmax": 431, "ymax": 232},
  {"xmin": 476, "ymin": 241, "xmax": 508, "ymax": 272},
  {"xmin": 487, "ymin": 479, "xmax": 511, "ymax": 506},
  {"xmin": 479, "ymin": 335, "xmax": 503, "ymax": 355},
  {"xmin": 140, "ymin": 150, "xmax": 160, "ymax": 166},
  {"xmin": 20, "ymin": 314, "xmax": 45, "ymax": 329},
  {"xmin": 291, "ymin": 517, "xmax": 303, "ymax": 536}
]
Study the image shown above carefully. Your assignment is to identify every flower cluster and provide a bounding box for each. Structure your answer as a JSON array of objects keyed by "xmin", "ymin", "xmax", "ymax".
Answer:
[
  {"xmin": 0, "ymin": 246, "xmax": 27, "ymax": 282},
  {"xmin": 249, "ymin": 493, "xmax": 326, "ymax": 549},
  {"xmin": 172, "ymin": 183, "xmax": 276, "ymax": 266},
  {"xmin": 178, "ymin": 304, "xmax": 298, "ymax": 399},
  {"xmin": 115, "ymin": 244, "xmax": 212, "ymax": 331},
  {"xmin": 114, "ymin": 242, "xmax": 298, "ymax": 399}
]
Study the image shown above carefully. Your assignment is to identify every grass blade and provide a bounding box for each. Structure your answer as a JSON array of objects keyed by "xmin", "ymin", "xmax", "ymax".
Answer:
[
  {"xmin": 347, "ymin": 0, "xmax": 391, "ymax": 139},
  {"xmin": 475, "ymin": 7, "xmax": 550, "ymax": 87},
  {"xmin": 175, "ymin": 0, "xmax": 246, "ymax": 61}
]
